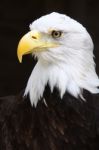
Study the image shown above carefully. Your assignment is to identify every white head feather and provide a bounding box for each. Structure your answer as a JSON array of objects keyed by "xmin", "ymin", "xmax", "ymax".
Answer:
[{"xmin": 24, "ymin": 12, "xmax": 99, "ymax": 107}]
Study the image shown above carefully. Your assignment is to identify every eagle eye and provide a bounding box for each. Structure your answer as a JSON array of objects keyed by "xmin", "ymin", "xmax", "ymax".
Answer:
[{"xmin": 51, "ymin": 30, "xmax": 62, "ymax": 38}]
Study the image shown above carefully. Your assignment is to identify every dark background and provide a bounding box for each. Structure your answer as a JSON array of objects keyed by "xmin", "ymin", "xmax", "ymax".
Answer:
[{"xmin": 0, "ymin": 0, "xmax": 99, "ymax": 96}]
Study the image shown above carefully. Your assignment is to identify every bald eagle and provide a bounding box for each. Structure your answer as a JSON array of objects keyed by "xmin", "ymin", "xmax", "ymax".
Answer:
[{"xmin": 0, "ymin": 12, "xmax": 99, "ymax": 150}]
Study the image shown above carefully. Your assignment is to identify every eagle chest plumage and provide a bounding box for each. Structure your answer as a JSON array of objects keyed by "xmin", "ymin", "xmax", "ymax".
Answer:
[{"xmin": 0, "ymin": 86, "xmax": 99, "ymax": 150}]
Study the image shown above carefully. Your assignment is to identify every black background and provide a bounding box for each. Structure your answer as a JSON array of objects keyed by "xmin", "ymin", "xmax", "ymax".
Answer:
[{"xmin": 0, "ymin": 0, "xmax": 99, "ymax": 96}]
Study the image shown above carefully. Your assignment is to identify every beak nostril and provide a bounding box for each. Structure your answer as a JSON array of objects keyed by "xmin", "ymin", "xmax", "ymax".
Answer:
[{"xmin": 32, "ymin": 36, "xmax": 37, "ymax": 39}]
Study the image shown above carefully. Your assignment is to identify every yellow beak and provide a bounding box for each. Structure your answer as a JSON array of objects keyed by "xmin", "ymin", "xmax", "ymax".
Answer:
[{"xmin": 17, "ymin": 30, "xmax": 58, "ymax": 63}]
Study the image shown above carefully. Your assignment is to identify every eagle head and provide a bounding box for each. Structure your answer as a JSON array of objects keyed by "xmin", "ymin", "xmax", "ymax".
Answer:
[{"xmin": 17, "ymin": 12, "xmax": 99, "ymax": 107}]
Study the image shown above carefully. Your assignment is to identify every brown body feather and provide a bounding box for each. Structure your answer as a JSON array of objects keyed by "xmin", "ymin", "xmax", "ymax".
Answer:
[{"xmin": 0, "ymin": 85, "xmax": 99, "ymax": 150}]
